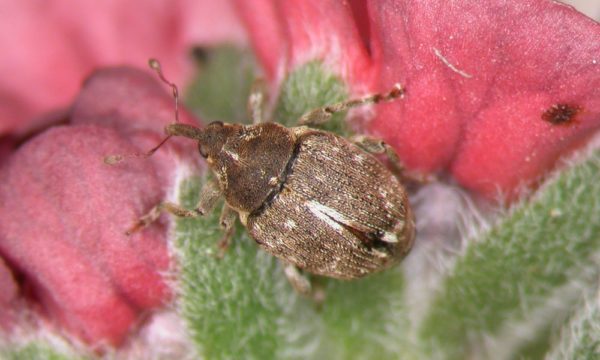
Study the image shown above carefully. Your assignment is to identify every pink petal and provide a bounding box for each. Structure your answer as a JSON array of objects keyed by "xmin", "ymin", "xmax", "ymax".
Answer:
[
  {"xmin": 367, "ymin": 0, "xmax": 599, "ymax": 198},
  {"xmin": 235, "ymin": 0, "xmax": 374, "ymax": 87},
  {"xmin": 0, "ymin": 125, "xmax": 168, "ymax": 346},
  {"xmin": 0, "ymin": 0, "xmax": 244, "ymax": 137},
  {"xmin": 0, "ymin": 66, "xmax": 203, "ymax": 347},
  {"xmin": 0, "ymin": 257, "xmax": 19, "ymax": 330},
  {"xmin": 241, "ymin": 0, "xmax": 600, "ymax": 199},
  {"xmin": 235, "ymin": 0, "xmax": 287, "ymax": 81},
  {"xmin": 71, "ymin": 66, "xmax": 201, "ymax": 184}
]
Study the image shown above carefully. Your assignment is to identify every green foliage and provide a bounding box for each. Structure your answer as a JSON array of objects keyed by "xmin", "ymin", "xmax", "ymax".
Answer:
[
  {"xmin": 176, "ymin": 47, "xmax": 600, "ymax": 359},
  {"xmin": 185, "ymin": 46, "xmax": 256, "ymax": 124},
  {"xmin": 273, "ymin": 61, "xmax": 350, "ymax": 136},
  {"xmin": 313, "ymin": 272, "xmax": 412, "ymax": 360},
  {"xmin": 174, "ymin": 176, "xmax": 410, "ymax": 360},
  {"xmin": 419, "ymin": 150, "xmax": 600, "ymax": 359},
  {"xmin": 546, "ymin": 288, "xmax": 600, "ymax": 359},
  {"xmin": 0, "ymin": 341, "xmax": 82, "ymax": 360}
]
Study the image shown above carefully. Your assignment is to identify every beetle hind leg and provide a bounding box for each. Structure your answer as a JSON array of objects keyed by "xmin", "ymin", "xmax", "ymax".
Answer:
[
  {"xmin": 351, "ymin": 135, "xmax": 431, "ymax": 184},
  {"xmin": 351, "ymin": 135, "xmax": 403, "ymax": 173},
  {"xmin": 298, "ymin": 83, "xmax": 405, "ymax": 126},
  {"xmin": 283, "ymin": 263, "xmax": 312, "ymax": 296},
  {"xmin": 283, "ymin": 264, "xmax": 327, "ymax": 304}
]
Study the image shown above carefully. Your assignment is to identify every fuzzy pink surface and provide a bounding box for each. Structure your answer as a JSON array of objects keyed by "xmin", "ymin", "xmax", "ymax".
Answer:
[
  {"xmin": 0, "ymin": 0, "xmax": 598, "ymax": 352},
  {"xmin": 0, "ymin": 0, "xmax": 244, "ymax": 137},
  {"xmin": 0, "ymin": 257, "xmax": 19, "ymax": 330},
  {"xmin": 237, "ymin": 0, "xmax": 600, "ymax": 199},
  {"xmin": 0, "ymin": 67, "xmax": 201, "ymax": 347}
]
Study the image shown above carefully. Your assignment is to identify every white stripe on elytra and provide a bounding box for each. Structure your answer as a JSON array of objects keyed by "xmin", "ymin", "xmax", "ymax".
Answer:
[{"xmin": 306, "ymin": 200, "xmax": 398, "ymax": 243}]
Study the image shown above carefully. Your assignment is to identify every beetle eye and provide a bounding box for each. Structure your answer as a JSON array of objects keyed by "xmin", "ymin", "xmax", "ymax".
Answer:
[{"xmin": 199, "ymin": 143, "xmax": 209, "ymax": 158}]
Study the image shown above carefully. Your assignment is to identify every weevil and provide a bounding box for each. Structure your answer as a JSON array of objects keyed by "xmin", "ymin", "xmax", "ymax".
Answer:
[{"xmin": 107, "ymin": 59, "xmax": 415, "ymax": 294}]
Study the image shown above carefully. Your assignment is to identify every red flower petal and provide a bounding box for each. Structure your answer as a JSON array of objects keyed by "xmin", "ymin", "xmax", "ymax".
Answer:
[
  {"xmin": 0, "ymin": 0, "xmax": 244, "ymax": 137},
  {"xmin": 0, "ymin": 66, "xmax": 202, "ymax": 347},
  {"xmin": 235, "ymin": 0, "xmax": 374, "ymax": 87},
  {"xmin": 368, "ymin": 0, "xmax": 600, "ymax": 198},
  {"xmin": 0, "ymin": 125, "xmax": 166, "ymax": 346},
  {"xmin": 71, "ymin": 66, "xmax": 201, "ymax": 185},
  {"xmin": 0, "ymin": 257, "xmax": 19, "ymax": 330},
  {"xmin": 239, "ymin": 0, "xmax": 600, "ymax": 199}
]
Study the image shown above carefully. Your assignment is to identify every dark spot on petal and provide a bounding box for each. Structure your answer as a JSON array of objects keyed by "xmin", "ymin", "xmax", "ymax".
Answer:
[{"xmin": 542, "ymin": 104, "xmax": 582, "ymax": 126}]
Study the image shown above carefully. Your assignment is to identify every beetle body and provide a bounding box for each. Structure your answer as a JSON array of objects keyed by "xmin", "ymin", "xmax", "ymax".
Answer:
[
  {"xmin": 186, "ymin": 120, "xmax": 415, "ymax": 279},
  {"xmin": 115, "ymin": 60, "xmax": 414, "ymax": 282}
]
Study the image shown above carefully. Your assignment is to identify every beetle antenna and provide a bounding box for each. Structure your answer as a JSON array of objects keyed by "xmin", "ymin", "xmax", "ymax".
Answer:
[
  {"xmin": 103, "ymin": 59, "xmax": 180, "ymax": 165},
  {"xmin": 148, "ymin": 58, "xmax": 180, "ymax": 123}
]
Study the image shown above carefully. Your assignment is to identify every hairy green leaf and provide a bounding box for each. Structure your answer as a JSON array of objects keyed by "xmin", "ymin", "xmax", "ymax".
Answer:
[
  {"xmin": 419, "ymin": 149, "xmax": 600, "ymax": 359},
  {"xmin": 0, "ymin": 341, "xmax": 83, "ymax": 360},
  {"xmin": 547, "ymin": 287, "xmax": 600, "ymax": 359},
  {"xmin": 273, "ymin": 61, "xmax": 349, "ymax": 136},
  {"xmin": 176, "ymin": 56, "xmax": 409, "ymax": 359},
  {"xmin": 185, "ymin": 46, "xmax": 256, "ymax": 124}
]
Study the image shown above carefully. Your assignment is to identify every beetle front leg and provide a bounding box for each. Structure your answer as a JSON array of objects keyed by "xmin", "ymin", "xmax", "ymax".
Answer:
[
  {"xmin": 126, "ymin": 179, "xmax": 221, "ymax": 235},
  {"xmin": 247, "ymin": 78, "xmax": 268, "ymax": 124},
  {"xmin": 196, "ymin": 179, "xmax": 221, "ymax": 215},
  {"xmin": 216, "ymin": 204, "xmax": 237, "ymax": 258},
  {"xmin": 125, "ymin": 202, "xmax": 199, "ymax": 235},
  {"xmin": 298, "ymin": 83, "xmax": 405, "ymax": 126}
]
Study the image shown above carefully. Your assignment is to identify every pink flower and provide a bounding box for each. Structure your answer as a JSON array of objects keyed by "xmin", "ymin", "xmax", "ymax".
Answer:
[
  {"xmin": 0, "ymin": 0, "xmax": 244, "ymax": 138},
  {"xmin": 0, "ymin": 258, "xmax": 19, "ymax": 331},
  {"xmin": 1, "ymin": 0, "xmax": 598, "ymax": 353},
  {"xmin": 0, "ymin": 67, "xmax": 201, "ymax": 348},
  {"xmin": 0, "ymin": 0, "xmax": 239, "ymax": 347},
  {"xmin": 237, "ymin": 0, "xmax": 600, "ymax": 199}
]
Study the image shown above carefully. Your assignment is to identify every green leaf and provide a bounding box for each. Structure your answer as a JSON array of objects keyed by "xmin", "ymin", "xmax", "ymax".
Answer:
[
  {"xmin": 273, "ymin": 61, "xmax": 350, "ymax": 136},
  {"xmin": 312, "ymin": 272, "xmax": 413, "ymax": 360},
  {"xmin": 419, "ymin": 149, "xmax": 600, "ymax": 359},
  {"xmin": 175, "ymin": 58, "xmax": 411, "ymax": 359},
  {"xmin": 185, "ymin": 46, "xmax": 256, "ymax": 124},
  {"xmin": 547, "ymin": 287, "xmax": 600, "ymax": 359},
  {"xmin": 174, "ymin": 176, "xmax": 411, "ymax": 359},
  {"xmin": 0, "ymin": 341, "xmax": 83, "ymax": 360},
  {"xmin": 175, "ymin": 176, "xmax": 294, "ymax": 360}
]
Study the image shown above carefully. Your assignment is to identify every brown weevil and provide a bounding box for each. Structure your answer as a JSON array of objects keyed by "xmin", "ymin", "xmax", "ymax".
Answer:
[{"xmin": 107, "ymin": 59, "xmax": 415, "ymax": 294}]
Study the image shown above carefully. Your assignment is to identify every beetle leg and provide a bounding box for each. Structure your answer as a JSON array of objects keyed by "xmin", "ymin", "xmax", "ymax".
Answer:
[
  {"xmin": 125, "ymin": 202, "xmax": 199, "ymax": 235},
  {"xmin": 247, "ymin": 78, "xmax": 268, "ymax": 124},
  {"xmin": 196, "ymin": 179, "xmax": 221, "ymax": 215},
  {"xmin": 352, "ymin": 134, "xmax": 404, "ymax": 173},
  {"xmin": 126, "ymin": 179, "xmax": 222, "ymax": 235},
  {"xmin": 283, "ymin": 263, "xmax": 312, "ymax": 296},
  {"xmin": 216, "ymin": 204, "xmax": 237, "ymax": 258},
  {"xmin": 351, "ymin": 135, "xmax": 431, "ymax": 184},
  {"xmin": 298, "ymin": 83, "xmax": 405, "ymax": 126}
]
